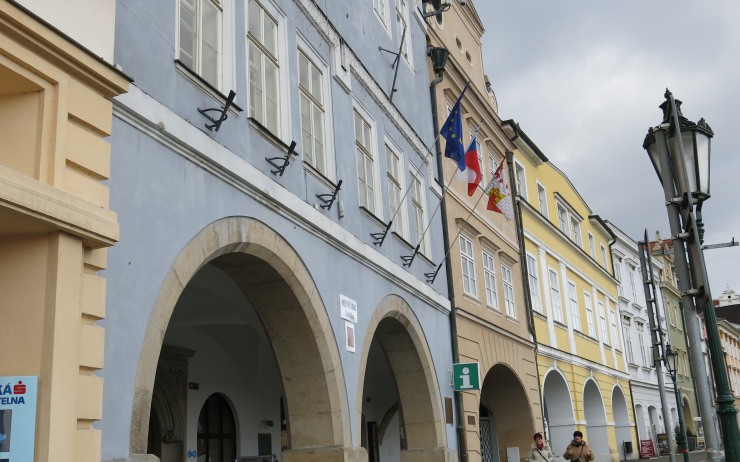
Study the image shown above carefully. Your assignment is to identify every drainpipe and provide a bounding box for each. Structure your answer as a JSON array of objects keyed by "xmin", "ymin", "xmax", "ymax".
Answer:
[
  {"xmin": 506, "ymin": 132, "xmax": 545, "ymax": 437},
  {"xmin": 428, "ymin": 49, "xmax": 468, "ymax": 462}
]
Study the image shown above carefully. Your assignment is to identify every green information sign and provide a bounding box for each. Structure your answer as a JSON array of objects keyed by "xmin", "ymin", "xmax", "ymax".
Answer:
[{"xmin": 452, "ymin": 362, "xmax": 480, "ymax": 391}]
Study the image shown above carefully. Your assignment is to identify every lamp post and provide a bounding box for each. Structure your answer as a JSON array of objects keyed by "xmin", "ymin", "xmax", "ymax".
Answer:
[
  {"xmin": 643, "ymin": 89, "xmax": 740, "ymax": 462},
  {"xmin": 665, "ymin": 344, "xmax": 690, "ymax": 462}
]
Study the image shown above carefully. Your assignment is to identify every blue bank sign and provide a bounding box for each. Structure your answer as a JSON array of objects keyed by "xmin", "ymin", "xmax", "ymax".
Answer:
[{"xmin": 0, "ymin": 376, "xmax": 38, "ymax": 462}]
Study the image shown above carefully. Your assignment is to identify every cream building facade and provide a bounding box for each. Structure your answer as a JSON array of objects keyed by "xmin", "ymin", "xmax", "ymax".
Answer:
[
  {"xmin": 427, "ymin": 2, "xmax": 541, "ymax": 462},
  {"xmin": 0, "ymin": 1, "xmax": 128, "ymax": 461},
  {"xmin": 503, "ymin": 121, "xmax": 637, "ymax": 461}
]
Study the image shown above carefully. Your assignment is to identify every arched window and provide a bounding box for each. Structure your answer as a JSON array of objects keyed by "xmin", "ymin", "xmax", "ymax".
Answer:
[{"xmin": 198, "ymin": 393, "xmax": 237, "ymax": 462}]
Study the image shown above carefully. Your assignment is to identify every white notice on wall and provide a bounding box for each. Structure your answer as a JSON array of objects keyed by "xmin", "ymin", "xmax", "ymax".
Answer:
[{"xmin": 340, "ymin": 294, "xmax": 357, "ymax": 323}]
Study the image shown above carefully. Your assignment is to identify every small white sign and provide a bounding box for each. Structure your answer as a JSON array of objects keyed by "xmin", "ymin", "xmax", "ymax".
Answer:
[
  {"xmin": 340, "ymin": 294, "xmax": 358, "ymax": 323},
  {"xmin": 345, "ymin": 321, "xmax": 356, "ymax": 353}
]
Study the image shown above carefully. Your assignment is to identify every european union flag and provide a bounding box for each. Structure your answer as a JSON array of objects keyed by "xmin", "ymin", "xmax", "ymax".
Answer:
[{"xmin": 440, "ymin": 83, "xmax": 469, "ymax": 172}]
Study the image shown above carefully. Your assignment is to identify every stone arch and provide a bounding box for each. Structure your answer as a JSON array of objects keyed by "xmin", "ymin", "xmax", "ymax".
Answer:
[
  {"xmin": 611, "ymin": 384, "xmax": 633, "ymax": 459},
  {"xmin": 130, "ymin": 216, "xmax": 350, "ymax": 455},
  {"xmin": 355, "ymin": 294, "xmax": 447, "ymax": 454},
  {"xmin": 583, "ymin": 379, "xmax": 608, "ymax": 460},
  {"xmin": 479, "ymin": 363, "xmax": 535, "ymax": 462},
  {"xmin": 542, "ymin": 367, "xmax": 575, "ymax": 453}
]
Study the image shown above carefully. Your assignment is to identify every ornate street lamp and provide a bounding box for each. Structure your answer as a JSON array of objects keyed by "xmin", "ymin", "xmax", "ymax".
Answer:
[
  {"xmin": 664, "ymin": 345, "xmax": 690, "ymax": 462},
  {"xmin": 643, "ymin": 89, "xmax": 739, "ymax": 462}
]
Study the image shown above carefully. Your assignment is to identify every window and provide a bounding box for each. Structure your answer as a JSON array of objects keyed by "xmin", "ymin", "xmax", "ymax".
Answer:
[
  {"xmin": 588, "ymin": 233, "xmax": 596, "ymax": 258},
  {"xmin": 395, "ymin": 0, "xmax": 412, "ymax": 63},
  {"xmin": 549, "ymin": 269, "xmax": 563, "ymax": 323},
  {"xmin": 615, "ymin": 262, "xmax": 624, "ymax": 297},
  {"xmin": 197, "ymin": 394, "xmax": 236, "ymax": 462},
  {"xmin": 568, "ymin": 282, "xmax": 580, "ymax": 331},
  {"xmin": 597, "ymin": 301, "xmax": 608, "ymax": 344},
  {"xmin": 600, "ymin": 245, "xmax": 608, "ymax": 267},
  {"xmin": 584, "ymin": 292, "xmax": 595, "ymax": 337},
  {"xmin": 410, "ymin": 170, "xmax": 429, "ymax": 254},
  {"xmin": 502, "ymin": 264, "xmax": 516, "ymax": 318},
  {"xmin": 628, "ymin": 268, "xmax": 637, "ymax": 300},
  {"xmin": 488, "ymin": 153, "xmax": 495, "ymax": 186},
  {"xmin": 526, "ymin": 254, "xmax": 541, "ymax": 313},
  {"xmin": 514, "ymin": 162, "xmax": 527, "ymax": 199},
  {"xmin": 483, "ymin": 251, "xmax": 498, "ymax": 310},
  {"xmin": 248, "ymin": 0, "xmax": 280, "ymax": 133},
  {"xmin": 355, "ymin": 109, "xmax": 377, "ymax": 214},
  {"xmin": 557, "ymin": 204, "xmax": 568, "ymax": 235},
  {"xmin": 537, "ymin": 184, "xmax": 547, "ymax": 216},
  {"xmin": 298, "ymin": 50, "xmax": 327, "ymax": 174},
  {"xmin": 609, "ymin": 307, "xmax": 619, "ymax": 350},
  {"xmin": 179, "ymin": 0, "xmax": 222, "ymax": 88},
  {"xmin": 570, "ymin": 216, "xmax": 581, "ymax": 245},
  {"xmin": 624, "ymin": 316, "xmax": 635, "ymax": 363},
  {"xmin": 373, "ymin": 0, "xmax": 389, "ymax": 28},
  {"xmin": 460, "ymin": 235, "xmax": 477, "ymax": 297},
  {"xmin": 386, "ymin": 144, "xmax": 407, "ymax": 238},
  {"xmin": 636, "ymin": 321, "xmax": 648, "ymax": 366}
]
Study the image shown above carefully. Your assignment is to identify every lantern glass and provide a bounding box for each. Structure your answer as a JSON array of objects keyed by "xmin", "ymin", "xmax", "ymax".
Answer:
[{"xmin": 665, "ymin": 345, "xmax": 678, "ymax": 375}]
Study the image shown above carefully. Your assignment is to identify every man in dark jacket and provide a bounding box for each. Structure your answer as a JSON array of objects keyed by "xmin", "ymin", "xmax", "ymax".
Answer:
[{"xmin": 563, "ymin": 431, "xmax": 595, "ymax": 461}]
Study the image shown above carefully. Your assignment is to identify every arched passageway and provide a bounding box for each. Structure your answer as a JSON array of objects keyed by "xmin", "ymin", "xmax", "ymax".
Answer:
[
  {"xmin": 130, "ymin": 218, "xmax": 350, "ymax": 462},
  {"xmin": 583, "ymin": 380, "xmax": 609, "ymax": 460},
  {"xmin": 542, "ymin": 370, "xmax": 574, "ymax": 455},
  {"xmin": 478, "ymin": 364, "xmax": 534, "ymax": 462}
]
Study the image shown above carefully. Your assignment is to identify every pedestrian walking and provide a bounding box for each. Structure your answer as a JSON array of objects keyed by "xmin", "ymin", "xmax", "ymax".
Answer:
[
  {"xmin": 528, "ymin": 432, "xmax": 555, "ymax": 462},
  {"xmin": 563, "ymin": 430, "xmax": 595, "ymax": 461}
]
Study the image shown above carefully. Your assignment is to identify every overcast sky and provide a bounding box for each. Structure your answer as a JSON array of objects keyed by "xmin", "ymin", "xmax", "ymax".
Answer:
[{"xmin": 476, "ymin": 1, "xmax": 740, "ymax": 298}]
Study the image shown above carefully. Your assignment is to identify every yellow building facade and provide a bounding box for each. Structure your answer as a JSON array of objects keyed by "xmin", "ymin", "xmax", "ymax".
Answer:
[
  {"xmin": 503, "ymin": 121, "xmax": 637, "ymax": 461},
  {"xmin": 0, "ymin": 1, "xmax": 128, "ymax": 461}
]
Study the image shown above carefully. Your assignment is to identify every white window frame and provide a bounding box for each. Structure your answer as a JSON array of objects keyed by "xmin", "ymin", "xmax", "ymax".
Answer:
[
  {"xmin": 177, "ymin": 0, "xmax": 224, "ymax": 89},
  {"xmin": 628, "ymin": 267, "xmax": 637, "ymax": 300},
  {"xmin": 601, "ymin": 244, "xmax": 608, "ymax": 267},
  {"xmin": 526, "ymin": 253, "xmax": 541, "ymax": 313},
  {"xmin": 410, "ymin": 167, "xmax": 430, "ymax": 256},
  {"xmin": 624, "ymin": 316, "xmax": 635, "ymax": 363},
  {"xmin": 588, "ymin": 233, "xmax": 596, "ymax": 258},
  {"xmin": 353, "ymin": 102, "xmax": 381, "ymax": 217},
  {"xmin": 568, "ymin": 281, "xmax": 580, "ymax": 331},
  {"xmin": 584, "ymin": 292, "xmax": 595, "ymax": 337},
  {"xmin": 597, "ymin": 301, "xmax": 608, "ymax": 344},
  {"xmin": 394, "ymin": 0, "xmax": 412, "ymax": 66},
  {"xmin": 514, "ymin": 161, "xmax": 527, "ymax": 200},
  {"xmin": 502, "ymin": 264, "xmax": 516, "ymax": 318},
  {"xmin": 247, "ymin": 0, "xmax": 289, "ymax": 137},
  {"xmin": 297, "ymin": 37, "xmax": 335, "ymax": 179},
  {"xmin": 557, "ymin": 204, "xmax": 568, "ymax": 235},
  {"xmin": 482, "ymin": 250, "xmax": 498, "ymax": 310},
  {"xmin": 385, "ymin": 140, "xmax": 408, "ymax": 240},
  {"xmin": 615, "ymin": 262, "xmax": 624, "ymax": 297},
  {"xmin": 609, "ymin": 306, "xmax": 619, "ymax": 350},
  {"xmin": 537, "ymin": 182, "xmax": 547, "ymax": 216},
  {"xmin": 549, "ymin": 268, "xmax": 563, "ymax": 323},
  {"xmin": 460, "ymin": 235, "xmax": 477, "ymax": 298},
  {"xmin": 570, "ymin": 216, "xmax": 582, "ymax": 245},
  {"xmin": 373, "ymin": 0, "xmax": 391, "ymax": 31},
  {"xmin": 637, "ymin": 321, "xmax": 648, "ymax": 366}
]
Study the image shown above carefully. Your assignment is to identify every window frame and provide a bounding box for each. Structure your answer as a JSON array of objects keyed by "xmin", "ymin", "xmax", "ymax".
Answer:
[
  {"xmin": 514, "ymin": 160, "xmax": 527, "ymax": 200},
  {"xmin": 526, "ymin": 253, "xmax": 541, "ymax": 313},
  {"xmin": 353, "ymin": 102, "xmax": 382, "ymax": 217},
  {"xmin": 584, "ymin": 292, "xmax": 595, "ymax": 337},
  {"xmin": 502, "ymin": 264, "xmax": 516, "ymax": 318},
  {"xmin": 536, "ymin": 182, "xmax": 547, "ymax": 216},
  {"xmin": 410, "ymin": 166, "xmax": 430, "ymax": 256},
  {"xmin": 482, "ymin": 250, "xmax": 499, "ymax": 310},
  {"xmin": 548, "ymin": 268, "xmax": 563, "ymax": 323},
  {"xmin": 597, "ymin": 300, "xmax": 608, "ymax": 344},
  {"xmin": 297, "ymin": 38, "xmax": 335, "ymax": 179},
  {"xmin": 177, "ymin": 0, "xmax": 224, "ymax": 89},
  {"xmin": 246, "ymin": 0, "xmax": 289, "ymax": 137},
  {"xmin": 568, "ymin": 281, "xmax": 581, "ymax": 331},
  {"xmin": 385, "ymin": 140, "xmax": 408, "ymax": 240},
  {"xmin": 460, "ymin": 234, "xmax": 477, "ymax": 298},
  {"xmin": 394, "ymin": 0, "xmax": 413, "ymax": 67},
  {"xmin": 609, "ymin": 306, "xmax": 620, "ymax": 350}
]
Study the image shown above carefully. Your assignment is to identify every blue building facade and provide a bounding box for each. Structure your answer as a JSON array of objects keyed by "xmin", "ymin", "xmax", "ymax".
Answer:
[{"xmin": 103, "ymin": 1, "xmax": 457, "ymax": 462}]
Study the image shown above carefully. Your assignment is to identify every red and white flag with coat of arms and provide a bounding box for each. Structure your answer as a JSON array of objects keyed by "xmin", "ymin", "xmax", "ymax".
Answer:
[{"xmin": 484, "ymin": 158, "xmax": 514, "ymax": 220}]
